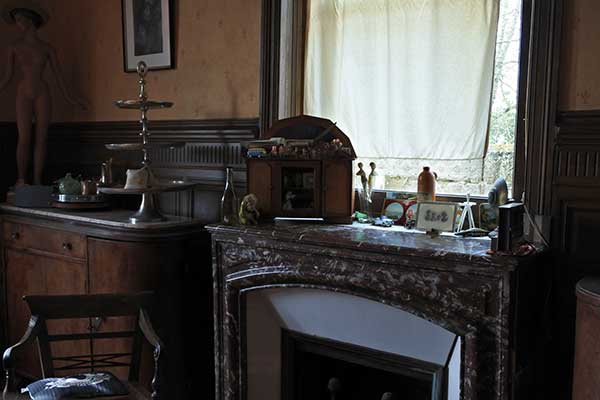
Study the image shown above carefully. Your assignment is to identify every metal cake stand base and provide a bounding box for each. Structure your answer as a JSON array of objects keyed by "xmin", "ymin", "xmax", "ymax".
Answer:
[{"xmin": 128, "ymin": 193, "xmax": 166, "ymax": 224}]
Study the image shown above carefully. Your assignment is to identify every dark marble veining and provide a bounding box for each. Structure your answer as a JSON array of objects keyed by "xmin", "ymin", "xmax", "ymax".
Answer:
[
  {"xmin": 209, "ymin": 222, "xmax": 525, "ymax": 269},
  {"xmin": 209, "ymin": 223, "xmax": 546, "ymax": 400}
]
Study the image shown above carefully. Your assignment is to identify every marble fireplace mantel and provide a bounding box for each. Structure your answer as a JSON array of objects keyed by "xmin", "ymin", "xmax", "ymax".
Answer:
[{"xmin": 208, "ymin": 223, "xmax": 549, "ymax": 400}]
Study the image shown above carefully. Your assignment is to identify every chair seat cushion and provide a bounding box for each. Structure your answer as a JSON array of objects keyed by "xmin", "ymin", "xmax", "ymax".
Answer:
[{"xmin": 23, "ymin": 372, "xmax": 129, "ymax": 399}]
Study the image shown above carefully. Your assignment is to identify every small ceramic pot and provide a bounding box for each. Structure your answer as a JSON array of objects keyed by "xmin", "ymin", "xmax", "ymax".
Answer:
[{"xmin": 57, "ymin": 173, "xmax": 82, "ymax": 195}]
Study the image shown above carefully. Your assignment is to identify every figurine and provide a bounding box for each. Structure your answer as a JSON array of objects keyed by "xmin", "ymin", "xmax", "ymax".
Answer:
[
  {"xmin": 356, "ymin": 162, "xmax": 368, "ymax": 195},
  {"xmin": 356, "ymin": 162, "xmax": 371, "ymax": 215},
  {"xmin": 239, "ymin": 194, "xmax": 260, "ymax": 225},
  {"xmin": 0, "ymin": 2, "xmax": 86, "ymax": 187},
  {"xmin": 368, "ymin": 161, "xmax": 377, "ymax": 199},
  {"xmin": 282, "ymin": 191, "xmax": 295, "ymax": 210}
]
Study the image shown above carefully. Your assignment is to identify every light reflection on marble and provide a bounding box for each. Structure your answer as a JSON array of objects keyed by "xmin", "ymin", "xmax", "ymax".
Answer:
[{"xmin": 0, "ymin": 204, "xmax": 200, "ymax": 230}]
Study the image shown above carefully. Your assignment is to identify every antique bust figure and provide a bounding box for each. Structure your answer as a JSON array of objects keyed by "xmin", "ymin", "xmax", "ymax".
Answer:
[{"xmin": 0, "ymin": 1, "xmax": 85, "ymax": 187}]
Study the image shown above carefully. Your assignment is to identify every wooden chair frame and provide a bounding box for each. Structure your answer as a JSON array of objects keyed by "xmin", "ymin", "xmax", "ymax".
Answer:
[{"xmin": 2, "ymin": 292, "xmax": 164, "ymax": 400}]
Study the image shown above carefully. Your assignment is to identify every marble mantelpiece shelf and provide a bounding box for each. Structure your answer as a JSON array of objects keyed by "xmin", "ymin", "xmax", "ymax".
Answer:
[
  {"xmin": 0, "ymin": 204, "xmax": 201, "ymax": 231},
  {"xmin": 208, "ymin": 223, "xmax": 539, "ymax": 270}
]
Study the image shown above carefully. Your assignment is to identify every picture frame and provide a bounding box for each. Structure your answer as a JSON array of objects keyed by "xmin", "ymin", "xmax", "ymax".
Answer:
[
  {"xmin": 122, "ymin": 0, "xmax": 173, "ymax": 72},
  {"xmin": 416, "ymin": 202, "xmax": 458, "ymax": 233},
  {"xmin": 381, "ymin": 199, "xmax": 405, "ymax": 222}
]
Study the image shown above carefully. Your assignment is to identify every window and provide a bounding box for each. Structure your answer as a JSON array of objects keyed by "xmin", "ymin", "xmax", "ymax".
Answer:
[{"xmin": 262, "ymin": 0, "xmax": 528, "ymax": 198}]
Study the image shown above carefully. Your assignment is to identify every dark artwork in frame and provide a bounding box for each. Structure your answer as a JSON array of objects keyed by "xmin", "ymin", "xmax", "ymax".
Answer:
[
  {"xmin": 133, "ymin": 0, "xmax": 164, "ymax": 56},
  {"xmin": 122, "ymin": 0, "xmax": 173, "ymax": 72}
]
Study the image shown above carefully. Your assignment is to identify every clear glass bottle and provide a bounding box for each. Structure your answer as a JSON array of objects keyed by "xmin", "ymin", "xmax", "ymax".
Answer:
[{"xmin": 221, "ymin": 167, "xmax": 239, "ymax": 225}]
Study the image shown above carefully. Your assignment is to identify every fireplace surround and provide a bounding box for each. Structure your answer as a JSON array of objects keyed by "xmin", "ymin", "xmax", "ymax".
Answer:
[{"xmin": 209, "ymin": 223, "xmax": 548, "ymax": 400}]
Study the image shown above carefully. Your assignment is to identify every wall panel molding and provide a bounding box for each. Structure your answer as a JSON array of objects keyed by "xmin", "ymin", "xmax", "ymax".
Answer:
[
  {"xmin": 0, "ymin": 118, "xmax": 258, "ymax": 221},
  {"xmin": 46, "ymin": 118, "xmax": 258, "ymax": 184},
  {"xmin": 555, "ymin": 146, "xmax": 600, "ymax": 178},
  {"xmin": 556, "ymin": 111, "xmax": 600, "ymax": 140}
]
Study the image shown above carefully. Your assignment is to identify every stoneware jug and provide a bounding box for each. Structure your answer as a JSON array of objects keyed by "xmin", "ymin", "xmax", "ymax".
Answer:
[{"xmin": 417, "ymin": 166, "xmax": 437, "ymax": 202}]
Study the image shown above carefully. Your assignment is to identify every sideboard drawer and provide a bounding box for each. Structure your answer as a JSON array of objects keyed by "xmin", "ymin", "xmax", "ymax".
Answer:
[{"xmin": 3, "ymin": 221, "xmax": 87, "ymax": 259}]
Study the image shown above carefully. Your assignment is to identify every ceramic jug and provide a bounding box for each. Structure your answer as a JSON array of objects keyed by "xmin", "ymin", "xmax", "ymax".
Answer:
[{"xmin": 417, "ymin": 166, "xmax": 437, "ymax": 202}]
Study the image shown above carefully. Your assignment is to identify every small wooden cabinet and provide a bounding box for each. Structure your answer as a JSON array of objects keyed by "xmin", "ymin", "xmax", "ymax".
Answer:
[
  {"xmin": 247, "ymin": 115, "xmax": 356, "ymax": 223},
  {"xmin": 0, "ymin": 206, "xmax": 211, "ymax": 400}
]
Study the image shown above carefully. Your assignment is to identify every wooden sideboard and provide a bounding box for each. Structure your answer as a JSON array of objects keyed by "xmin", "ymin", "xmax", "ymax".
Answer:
[
  {"xmin": 0, "ymin": 204, "xmax": 213, "ymax": 400},
  {"xmin": 209, "ymin": 223, "xmax": 551, "ymax": 400}
]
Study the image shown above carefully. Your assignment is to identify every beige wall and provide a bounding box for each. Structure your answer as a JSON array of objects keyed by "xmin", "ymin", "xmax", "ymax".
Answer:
[
  {"xmin": 0, "ymin": 0, "xmax": 261, "ymax": 122},
  {"xmin": 559, "ymin": 0, "xmax": 600, "ymax": 111}
]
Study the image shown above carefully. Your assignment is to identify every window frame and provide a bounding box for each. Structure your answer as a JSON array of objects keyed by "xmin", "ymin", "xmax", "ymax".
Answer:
[{"xmin": 259, "ymin": 0, "xmax": 564, "ymax": 208}]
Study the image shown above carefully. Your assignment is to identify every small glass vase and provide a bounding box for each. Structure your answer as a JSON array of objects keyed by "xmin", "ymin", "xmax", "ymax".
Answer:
[{"xmin": 221, "ymin": 167, "xmax": 239, "ymax": 225}]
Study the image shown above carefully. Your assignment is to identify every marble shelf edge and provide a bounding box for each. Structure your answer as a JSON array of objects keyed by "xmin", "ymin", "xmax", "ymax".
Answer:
[{"xmin": 206, "ymin": 223, "xmax": 542, "ymax": 271}]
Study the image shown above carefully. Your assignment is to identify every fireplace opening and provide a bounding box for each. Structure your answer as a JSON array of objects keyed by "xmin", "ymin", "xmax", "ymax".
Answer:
[{"xmin": 282, "ymin": 329, "xmax": 450, "ymax": 400}]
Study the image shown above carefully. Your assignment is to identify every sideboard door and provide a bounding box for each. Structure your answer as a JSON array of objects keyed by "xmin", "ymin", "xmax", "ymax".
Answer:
[{"xmin": 4, "ymin": 248, "xmax": 88, "ymax": 379}]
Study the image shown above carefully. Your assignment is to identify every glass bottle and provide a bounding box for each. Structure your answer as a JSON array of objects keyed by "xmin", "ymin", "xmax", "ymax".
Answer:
[{"xmin": 221, "ymin": 167, "xmax": 239, "ymax": 225}]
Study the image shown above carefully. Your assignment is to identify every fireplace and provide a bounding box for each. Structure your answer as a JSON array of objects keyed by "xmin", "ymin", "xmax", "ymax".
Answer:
[
  {"xmin": 281, "ymin": 329, "xmax": 451, "ymax": 400},
  {"xmin": 245, "ymin": 289, "xmax": 461, "ymax": 400},
  {"xmin": 209, "ymin": 223, "xmax": 547, "ymax": 400}
]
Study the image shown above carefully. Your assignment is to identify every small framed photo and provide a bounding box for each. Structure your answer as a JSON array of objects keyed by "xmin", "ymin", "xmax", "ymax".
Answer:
[
  {"xmin": 122, "ymin": 0, "xmax": 173, "ymax": 72},
  {"xmin": 416, "ymin": 202, "xmax": 458, "ymax": 233},
  {"xmin": 381, "ymin": 199, "xmax": 405, "ymax": 222}
]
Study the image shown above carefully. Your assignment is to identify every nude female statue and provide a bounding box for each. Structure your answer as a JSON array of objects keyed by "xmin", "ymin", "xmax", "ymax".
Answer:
[{"xmin": 0, "ymin": 4, "xmax": 85, "ymax": 186}]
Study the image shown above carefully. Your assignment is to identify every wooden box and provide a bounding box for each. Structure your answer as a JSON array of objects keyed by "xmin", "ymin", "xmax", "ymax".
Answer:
[{"xmin": 247, "ymin": 115, "xmax": 356, "ymax": 223}]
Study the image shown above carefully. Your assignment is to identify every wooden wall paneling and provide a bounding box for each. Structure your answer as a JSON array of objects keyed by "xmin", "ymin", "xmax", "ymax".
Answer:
[
  {"xmin": 551, "ymin": 108, "xmax": 600, "ymax": 398},
  {"xmin": 45, "ymin": 119, "xmax": 258, "ymax": 222},
  {"xmin": 259, "ymin": 0, "xmax": 281, "ymax": 134},
  {"xmin": 0, "ymin": 123, "xmax": 17, "ymax": 201},
  {"xmin": 523, "ymin": 0, "xmax": 563, "ymax": 217}
]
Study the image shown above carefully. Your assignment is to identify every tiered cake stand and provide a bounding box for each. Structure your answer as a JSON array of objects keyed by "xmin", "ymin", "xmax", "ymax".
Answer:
[{"xmin": 98, "ymin": 62, "xmax": 196, "ymax": 223}]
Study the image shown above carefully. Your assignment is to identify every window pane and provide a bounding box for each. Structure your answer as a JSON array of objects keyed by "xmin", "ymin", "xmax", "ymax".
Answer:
[{"xmin": 305, "ymin": 0, "xmax": 522, "ymax": 196}]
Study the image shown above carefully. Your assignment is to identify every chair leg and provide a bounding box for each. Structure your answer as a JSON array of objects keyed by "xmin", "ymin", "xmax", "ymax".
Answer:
[
  {"xmin": 151, "ymin": 347, "xmax": 160, "ymax": 400},
  {"xmin": 3, "ymin": 368, "xmax": 15, "ymax": 400}
]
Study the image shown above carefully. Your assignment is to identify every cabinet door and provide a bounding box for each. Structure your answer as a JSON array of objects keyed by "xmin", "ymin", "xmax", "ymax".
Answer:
[
  {"xmin": 323, "ymin": 160, "xmax": 353, "ymax": 222},
  {"xmin": 88, "ymin": 238, "xmax": 163, "ymax": 382},
  {"xmin": 5, "ymin": 249, "xmax": 88, "ymax": 378}
]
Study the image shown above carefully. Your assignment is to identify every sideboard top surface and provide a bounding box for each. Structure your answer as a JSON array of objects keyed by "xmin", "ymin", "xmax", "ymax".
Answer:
[
  {"xmin": 0, "ymin": 204, "xmax": 205, "ymax": 241},
  {"xmin": 208, "ymin": 223, "xmax": 543, "ymax": 270}
]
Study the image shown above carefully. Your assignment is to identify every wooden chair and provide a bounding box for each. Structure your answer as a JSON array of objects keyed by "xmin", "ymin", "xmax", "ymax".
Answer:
[{"xmin": 2, "ymin": 292, "xmax": 163, "ymax": 400}]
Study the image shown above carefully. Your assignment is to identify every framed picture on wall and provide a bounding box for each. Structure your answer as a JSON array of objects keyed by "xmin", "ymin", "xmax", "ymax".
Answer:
[{"xmin": 122, "ymin": 0, "xmax": 173, "ymax": 72}]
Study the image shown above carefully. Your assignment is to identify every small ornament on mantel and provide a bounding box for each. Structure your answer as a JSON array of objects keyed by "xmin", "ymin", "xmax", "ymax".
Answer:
[
  {"xmin": 221, "ymin": 167, "xmax": 239, "ymax": 225},
  {"xmin": 239, "ymin": 194, "xmax": 260, "ymax": 225},
  {"xmin": 417, "ymin": 166, "xmax": 437, "ymax": 202},
  {"xmin": 356, "ymin": 162, "xmax": 371, "ymax": 215},
  {"xmin": 368, "ymin": 161, "xmax": 377, "ymax": 200},
  {"xmin": 455, "ymin": 194, "xmax": 477, "ymax": 232}
]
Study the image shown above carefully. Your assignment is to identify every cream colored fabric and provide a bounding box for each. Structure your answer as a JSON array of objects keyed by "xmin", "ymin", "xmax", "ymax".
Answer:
[{"xmin": 304, "ymin": 0, "xmax": 500, "ymax": 160}]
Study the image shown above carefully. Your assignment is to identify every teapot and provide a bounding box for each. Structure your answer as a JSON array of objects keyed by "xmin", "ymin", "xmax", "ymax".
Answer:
[{"xmin": 56, "ymin": 173, "xmax": 82, "ymax": 195}]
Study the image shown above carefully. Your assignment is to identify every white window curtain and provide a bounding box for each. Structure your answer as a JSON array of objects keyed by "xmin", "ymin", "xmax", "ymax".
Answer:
[{"xmin": 304, "ymin": 0, "xmax": 500, "ymax": 161}]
